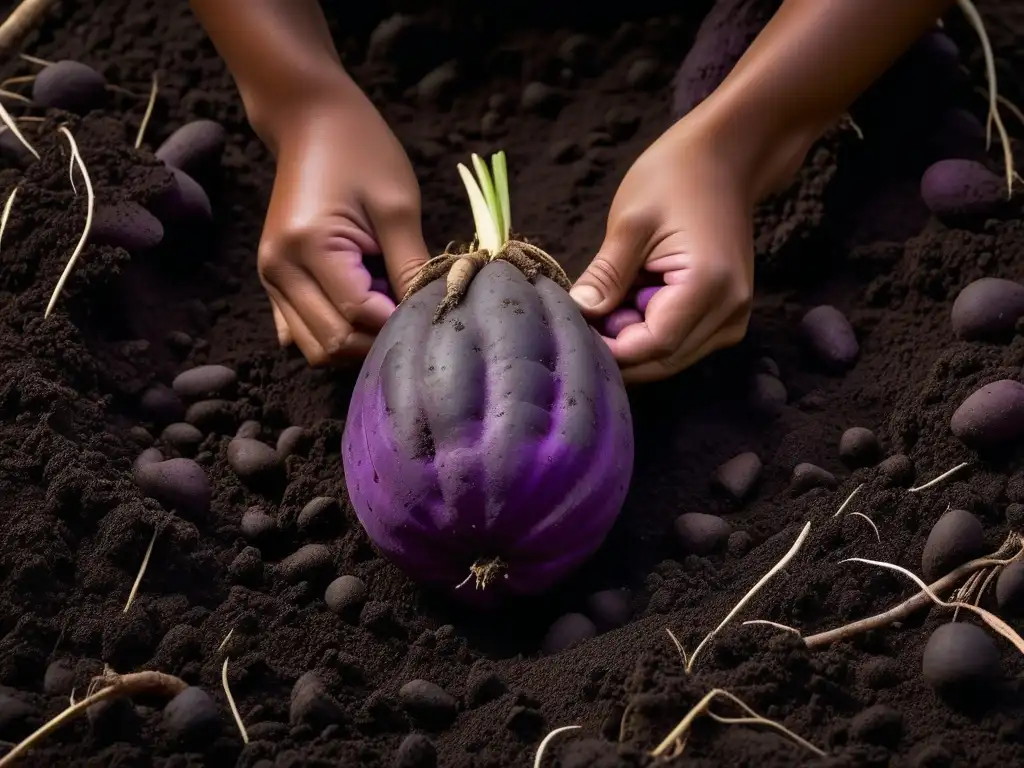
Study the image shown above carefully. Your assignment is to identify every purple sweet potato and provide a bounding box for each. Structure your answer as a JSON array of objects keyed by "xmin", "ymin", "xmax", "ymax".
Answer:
[
  {"xmin": 951, "ymin": 277, "xmax": 1024, "ymax": 340},
  {"xmin": 634, "ymin": 286, "xmax": 661, "ymax": 314},
  {"xmin": 920, "ymin": 159, "xmax": 1005, "ymax": 218},
  {"xmin": 31, "ymin": 60, "xmax": 107, "ymax": 113},
  {"xmin": 155, "ymin": 120, "xmax": 227, "ymax": 177},
  {"xmin": 950, "ymin": 379, "xmax": 1024, "ymax": 449},
  {"xmin": 147, "ymin": 167, "xmax": 212, "ymax": 226},
  {"xmin": 90, "ymin": 202, "xmax": 164, "ymax": 253},
  {"xmin": 604, "ymin": 307, "xmax": 642, "ymax": 338},
  {"xmin": 800, "ymin": 305, "xmax": 858, "ymax": 370}
]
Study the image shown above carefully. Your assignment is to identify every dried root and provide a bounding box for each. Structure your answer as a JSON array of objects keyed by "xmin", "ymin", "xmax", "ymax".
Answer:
[
  {"xmin": 673, "ymin": 521, "xmax": 812, "ymax": 673},
  {"xmin": 533, "ymin": 725, "xmax": 581, "ymax": 768},
  {"xmin": 221, "ymin": 658, "xmax": 249, "ymax": 744},
  {"xmin": 455, "ymin": 557, "xmax": 507, "ymax": 590},
  {"xmin": 804, "ymin": 534, "xmax": 1024, "ymax": 649},
  {"xmin": 650, "ymin": 688, "xmax": 826, "ymax": 759},
  {"xmin": 0, "ymin": 186, "xmax": 19, "ymax": 255},
  {"xmin": 123, "ymin": 526, "xmax": 158, "ymax": 612},
  {"xmin": 957, "ymin": 0, "xmax": 1016, "ymax": 198},
  {"xmin": 0, "ymin": 669, "xmax": 188, "ymax": 766},
  {"xmin": 45, "ymin": 125, "xmax": 95, "ymax": 319},
  {"xmin": 134, "ymin": 72, "xmax": 159, "ymax": 149}
]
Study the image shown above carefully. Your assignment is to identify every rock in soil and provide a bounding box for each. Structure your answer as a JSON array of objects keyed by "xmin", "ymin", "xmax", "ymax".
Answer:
[{"xmin": 2, "ymin": 3, "xmax": 1024, "ymax": 767}]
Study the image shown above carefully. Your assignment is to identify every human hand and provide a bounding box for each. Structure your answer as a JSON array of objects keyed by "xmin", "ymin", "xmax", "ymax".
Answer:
[
  {"xmin": 258, "ymin": 83, "xmax": 430, "ymax": 365},
  {"xmin": 569, "ymin": 114, "xmax": 767, "ymax": 385}
]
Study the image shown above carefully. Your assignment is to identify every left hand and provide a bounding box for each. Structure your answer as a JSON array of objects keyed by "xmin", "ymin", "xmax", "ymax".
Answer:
[{"xmin": 570, "ymin": 113, "xmax": 759, "ymax": 384}]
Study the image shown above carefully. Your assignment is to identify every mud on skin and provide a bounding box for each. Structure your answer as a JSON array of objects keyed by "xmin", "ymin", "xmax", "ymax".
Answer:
[{"xmin": 1, "ymin": 0, "xmax": 1024, "ymax": 767}]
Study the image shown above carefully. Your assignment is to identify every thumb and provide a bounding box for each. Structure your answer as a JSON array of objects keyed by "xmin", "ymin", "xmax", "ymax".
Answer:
[
  {"xmin": 371, "ymin": 207, "xmax": 431, "ymax": 300},
  {"xmin": 570, "ymin": 226, "xmax": 647, "ymax": 315}
]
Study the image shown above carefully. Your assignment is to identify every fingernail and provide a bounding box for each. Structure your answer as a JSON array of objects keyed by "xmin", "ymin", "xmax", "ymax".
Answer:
[{"xmin": 570, "ymin": 284, "xmax": 602, "ymax": 309}]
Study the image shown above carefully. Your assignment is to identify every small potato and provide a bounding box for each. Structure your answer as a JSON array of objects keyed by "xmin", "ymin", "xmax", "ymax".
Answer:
[
  {"xmin": 155, "ymin": 119, "xmax": 227, "ymax": 176},
  {"xmin": 148, "ymin": 167, "xmax": 212, "ymax": 226},
  {"xmin": 32, "ymin": 60, "xmax": 106, "ymax": 113},
  {"xmin": 800, "ymin": 305, "xmax": 858, "ymax": 370},
  {"xmin": 920, "ymin": 159, "xmax": 1005, "ymax": 218},
  {"xmin": 950, "ymin": 379, "xmax": 1024, "ymax": 449},
  {"xmin": 603, "ymin": 307, "xmax": 642, "ymax": 338},
  {"xmin": 950, "ymin": 277, "xmax": 1024, "ymax": 340},
  {"xmin": 923, "ymin": 108, "xmax": 985, "ymax": 163},
  {"xmin": 90, "ymin": 201, "xmax": 164, "ymax": 253},
  {"xmin": 920, "ymin": 508, "xmax": 985, "ymax": 582},
  {"xmin": 634, "ymin": 285, "xmax": 661, "ymax": 314}
]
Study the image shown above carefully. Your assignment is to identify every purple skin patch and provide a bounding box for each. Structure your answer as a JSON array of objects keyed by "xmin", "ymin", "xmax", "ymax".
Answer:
[
  {"xmin": 342, "ymin": 261, "xmax": 634, "ymax": 606},
  {"xmin": 635, "ymin": 286, "xmax": 661, "ymax": 314},
  {"xmin": 604, "ymin": 308, "xmax": 643, "ymax": 338}
]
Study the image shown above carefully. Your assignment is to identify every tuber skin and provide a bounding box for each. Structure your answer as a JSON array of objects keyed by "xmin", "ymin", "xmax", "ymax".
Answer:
[{"xmin": 31, "ymin": 60, "xmax": 106, "ymax": 113}]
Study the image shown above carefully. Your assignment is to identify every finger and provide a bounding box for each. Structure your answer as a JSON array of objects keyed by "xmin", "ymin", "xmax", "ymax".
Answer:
[
  {"xmin": 366, "ymin": 204, "xmax": 431, "ymax": 299},
  {"xmin": 606, "ymin": 279, "xmax": 715, "ymax": 368},
  {"xmin": 308, "ymin": 247, "xmax": 396, "ymax": 331},
  {"xmin": 266, "ymin": 273, "xmax": 375, "ymax": 364},
  {"xmin": 620, "ymin": 306, "xmax": 750, "ymax": 384},
  {"xmin": 269, "ymin": 295, "xmax": 293, "ymax": 347},
  {"xmin": 570, "ymin": 211, "xmax": 652, "ymax": 316}
]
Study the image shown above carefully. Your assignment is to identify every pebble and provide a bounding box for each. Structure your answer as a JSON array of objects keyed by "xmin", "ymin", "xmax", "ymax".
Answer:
[
  {"xmin": 32, "ymin": 60, "xmax": 106, "ymax": 112},
  {"xmin": 542, "ymin": 613, "xmax": 597, "ymax": 654},
  {"xmin": 277, "ymin": 426, "xmax": 310, "ymax": 458},
  {"xmin": 0, "ymin": 696, "xmax": 35, "ymax": 741},
  {"xmin": 43, "ymin": 658, "xmax": 76, "ymax": 695},
  {"xmin": 172, "ymin": 364, "xmax": 237, "ymax": 400},
  {"xmin": 276, "ymin": 544, "xmax": 333, "ymax": 583},
  {"xmin": 673, "ymin": 512, "xmax": 731, "ymax": 555},
  {"xmin": 416, "ymin": 62, "xmax": 458, "ymax": 105},
  {"xmin": 398, "ymin": 679, "xmax": 458, "ymax": 727},
  {"xmin": 155, "ymin": 119, "xmax": 227, "ymax": 176},
  {"xmin": 839, "ymin": 427, "xmax": 881, "ymax": 468},
  {"xmin": 922, "ymin": 621, "xmax": 1000, "ymax": 693},
  {"xmin": 920, "ymin": 159, "xmax": 1005, "ymax": 218},
  {"xmin": 603, "ymin": 308, "xmax": 642, "ymax": 338},
  {"xmin": 756, "ymin": 356, "xmax": 781, "ymax": 377},
  {"xmin": 995, "ymin": 560, "xmax": 1024, "ymax": 615},
  {"xmin": 584, "ymin": 589, "xmax": 632, "ymax": 631},
  {"xmin": 465, "ymin": 664, "xmax": 507, "ymax": 708},
  {"xmin": 227, "ymin": 437, "xmax": 284, "ymax": 484},
  {"xmin": 480, "ymin": 110, "xmax": 504, "ymax": 138},
  {"xmin": 133, "ymin": 447, "xmax": 164, "ymax": 476},
  {"xmin": 240, "ymin": 506, "xmax": 277, "ymax": 542},
  {"xmin": 162, "ymin": 686, "xmax": 221, "ymax": 745},
  {"xmin": 325, "ymin": 575, "xmax": 368, "ymax": 614},
  {"xmin": 713, "ymin": 452, "xmax": 762, "ymax": 500},
  {"xmin": 849, "ymin": 704, "xmax": 903, "ymax": 746},
  {"xmin": 298, "ymin": 496, "xmax": 341, "ymax": 536},
  {"xmin": 951, "ymin": 277, "xmax": 1024, "ymax": 340},
  {"xmin": 635, "ymin": 286, "xmax": 660, "ymax": 313},
  {"xmin": 921, "ymin": 508, "xmax": 986, "ymax": 581},
  {"xmin": 521, "ymin": 82, "xmax": 562, "ymax": 116},
  {"xmin": 626, "ymin": 58, "xmax": 659, "ymax": 88},
  {"xmin": 791, "ymin": 463, "xmax": 837, "ymax": 495},
  {"xmin": 395, "ymin": 733, "xmax": 438, "ymax": 768},
  {"xmin": 134, "ymin": 457, "xmax": 212, "ymax": 519},
  {"xmin": 90, "ymin": 202, "xmax": 165, "ymax": 252},
  {"xmin": 160, "ymin": 422, "xmax": 204, "ymax": 455},
  {"xmin": 185, "ymin": 399, "xmax": 237, "ymax": 433},
  {"xmin": 129, "ymin": 425, "xmax": 154, "ymax": 446},
  {"xmin": 166, "ymin": 330, "xmax": 193, "ymax": 352},
  {"xmin": 950, "ymin": 379, "xmax": 1024, "ymax": 449},
  {"xmin": 150, "ymin": 167, "xmax": 213, "ymax": 226},
  {"xmin": 800, "ymin": 305, "xmax": 859, "ymax": 370},
  {"xmin": 750, "ymin": 373, "xmax": 787, "ymax": 412},
  {"xmin": 290, "ymin": 671, "xmax": 345, "ymax": 727},
  {"xmin": 879, "ymin": 454, "xmax": 915, "ymax": 485},
  {"xmin": 236, "ymin": 420, "xmax": 262, "ymax": 440},
  {"xmin": 139, "ymin": 384, "xmax": 185, "ymax": 425}
]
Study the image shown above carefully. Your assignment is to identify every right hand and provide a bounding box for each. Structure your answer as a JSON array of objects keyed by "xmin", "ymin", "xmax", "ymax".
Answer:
[{"xmin": 257, "ymin": 81, "xmax": 430, "ymax": 365}]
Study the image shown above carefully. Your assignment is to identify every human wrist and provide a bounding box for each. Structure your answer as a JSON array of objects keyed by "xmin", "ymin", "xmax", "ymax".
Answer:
[
  {"xmin": 687, "ymin": 81, "xmax": 827, "ymax": 204},
  {"xmin": 244, "ymin": 67, "xmax": 361, "ymax": 154}
]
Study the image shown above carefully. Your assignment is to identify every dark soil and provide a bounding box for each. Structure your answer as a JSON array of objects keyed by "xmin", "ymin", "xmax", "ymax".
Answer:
[{"xmin": 1, "ymin": 1, "xmax": 1023, "ymax": 766}]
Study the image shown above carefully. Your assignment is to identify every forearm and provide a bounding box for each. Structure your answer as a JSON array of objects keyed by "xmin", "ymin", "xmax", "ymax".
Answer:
[
  {"xmin": 189, "ymin": 0, "xmax": 355, "ymax": 147},
  {"xmin": 699, "ymin": 0, "xmax": 956, "ymax": 195}
]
